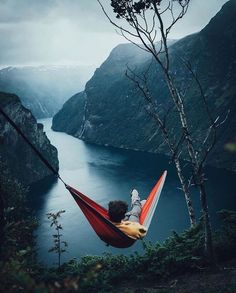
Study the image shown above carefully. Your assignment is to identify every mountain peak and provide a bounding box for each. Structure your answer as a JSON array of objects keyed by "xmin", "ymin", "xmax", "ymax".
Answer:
[{"xmin": 201, "ymin": 0, "xmax": 236, "ymax": 37}]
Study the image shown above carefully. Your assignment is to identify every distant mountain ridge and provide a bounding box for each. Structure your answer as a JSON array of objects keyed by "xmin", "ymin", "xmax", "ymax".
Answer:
[
  {"xmin": 52, "ymin": 0, "xmax": 236, "ymax": 171},
  {"xmin": 0, "ymin": 65, "xmax": 94, "ymax": 118}
]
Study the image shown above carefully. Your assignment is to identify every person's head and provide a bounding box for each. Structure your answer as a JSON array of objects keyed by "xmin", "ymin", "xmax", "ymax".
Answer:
[{"xmin": 108, "ymin": 200, "xmax": 128, "ymax": 223}]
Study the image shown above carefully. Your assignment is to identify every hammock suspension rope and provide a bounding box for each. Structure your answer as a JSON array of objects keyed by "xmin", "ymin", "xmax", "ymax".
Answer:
[{"xmin": 0, "ymin": 106, "xmax": 167, "ymax": 248}]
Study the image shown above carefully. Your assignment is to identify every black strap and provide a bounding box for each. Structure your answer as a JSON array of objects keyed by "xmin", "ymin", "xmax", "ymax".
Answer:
[{"xmin": 0, "ymin": 106, "xmax": 65, "ymax": 184}]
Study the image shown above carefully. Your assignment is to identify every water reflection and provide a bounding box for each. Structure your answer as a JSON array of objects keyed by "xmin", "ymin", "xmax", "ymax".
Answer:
[{"xmin": 30, "ymin": 118, "xmax": 236, "ymax": 266}]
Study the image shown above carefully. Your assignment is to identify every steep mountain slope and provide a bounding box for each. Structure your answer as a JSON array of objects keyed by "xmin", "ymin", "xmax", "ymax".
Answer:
[
  {"xmin": 53, "ymin": 43, "xmax": 152, "ymax": 145},
  {"xmin": 52, "ymin": 91, "xmax": 86, "ymax": 136},
  {"xmin": 0, "ymin": 65, "xmax": 94, "ymax": 118},
  {"xmin": 0, "ymin": 92, "xmax": 59, "ymax": 184},
  {"xmin": 52, "ymin": 0, "xmax": 236, "ymax": 171}
]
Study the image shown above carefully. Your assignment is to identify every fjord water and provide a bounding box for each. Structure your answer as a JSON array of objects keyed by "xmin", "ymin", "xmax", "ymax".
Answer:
[{"xmin": 31, "ymin": 118, "xmax": 236, "ymax": 266}]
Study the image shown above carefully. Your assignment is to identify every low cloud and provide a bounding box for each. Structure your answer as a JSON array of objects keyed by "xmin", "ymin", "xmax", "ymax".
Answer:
[{"xmin": 0, "ymin": 0, "xmax": 229, "ymax": 67}]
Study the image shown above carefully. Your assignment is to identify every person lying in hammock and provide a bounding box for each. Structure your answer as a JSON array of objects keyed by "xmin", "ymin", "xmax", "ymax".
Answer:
[{"xmin": 108, "ymin": 189, "xmax": 147, "ymax": 240}]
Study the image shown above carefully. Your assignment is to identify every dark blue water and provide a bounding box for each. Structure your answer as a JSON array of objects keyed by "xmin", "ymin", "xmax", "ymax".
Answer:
[{"xmin": 31, "ymin": 118, "xmax": 236, "ymax": 266}]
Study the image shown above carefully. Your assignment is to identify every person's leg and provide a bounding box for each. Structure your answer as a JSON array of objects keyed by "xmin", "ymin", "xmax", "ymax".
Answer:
[
  {"xmin": 128, "ymin": 203, "xmax": 142, "ymax": 222},
  {"xmin": 125, "ymin": 189, "xmax": 142, "ymax": 222},
  {"xmin": 141, "ymin": 199, "xmax": 146, "ymax": 208}
]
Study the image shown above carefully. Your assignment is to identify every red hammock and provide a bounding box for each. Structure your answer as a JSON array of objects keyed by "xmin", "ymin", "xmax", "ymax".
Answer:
[
  {"xmin": 66, "ymin": 171, "xmax": 167, "ymax": 248},
  {"xmin": 0, "ymin": 108, "xmax": 167, "ymax": 248}
]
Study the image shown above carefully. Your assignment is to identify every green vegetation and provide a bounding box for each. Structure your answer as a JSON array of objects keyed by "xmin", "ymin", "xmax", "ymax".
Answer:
[
  {"xmin": 225, "ymin": 141, "xmax": 236, "ymax": 153},
  {"xmin": 47, "ymin": 210, "xmax": 68, "ymax": 269},
  {"xmin": 0, "ymin": 161, "xmax": 38, "ymax": 291},
  {"xmin": 0, "ymin": 163, "xmax": 235, "ymax": 292}
]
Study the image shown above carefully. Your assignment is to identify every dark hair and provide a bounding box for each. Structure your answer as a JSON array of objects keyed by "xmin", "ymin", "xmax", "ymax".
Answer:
[{"xmin": 108, "ymin": 200, "xmax": 128, "ymax": 223}]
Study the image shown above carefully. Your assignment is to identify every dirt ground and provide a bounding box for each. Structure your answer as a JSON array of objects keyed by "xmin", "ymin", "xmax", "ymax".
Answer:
[{"xmin": 117, "ymin": 259, "xmax": 236, "ymax": 293}]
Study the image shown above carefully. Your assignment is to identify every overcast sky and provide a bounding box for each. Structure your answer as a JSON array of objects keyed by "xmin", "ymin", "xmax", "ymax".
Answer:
[{"xmin": 0, "ymin": 0, "xmax": 229, "ymax": 68}]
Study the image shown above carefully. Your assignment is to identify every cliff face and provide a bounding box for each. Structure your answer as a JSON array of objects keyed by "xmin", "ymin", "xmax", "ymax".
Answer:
[
  {"xmin": 52, "ymin": 0, "xmax": 236, "ymax": 171},
  {"xmin": 0, "ymin": 92, "xmax": 59, "ymax": 185},
  {"xmin": 52, "ymin": 91, "xmax": 86, "ymax": 137}
]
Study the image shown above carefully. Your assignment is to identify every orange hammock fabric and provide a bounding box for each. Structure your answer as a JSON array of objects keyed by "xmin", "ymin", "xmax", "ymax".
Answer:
[
  {"xmin": 0, "ymin": 108, "xmax": 167, "ymax": 248},
  {"xmin": 66, "ymin": 171, "xmax": 167, "ymax": 248}
]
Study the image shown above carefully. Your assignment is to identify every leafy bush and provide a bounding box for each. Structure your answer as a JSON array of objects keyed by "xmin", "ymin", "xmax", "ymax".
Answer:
[
  {"xmin": 0, "ymin": 159, "xmax": 235, "ymax": 292},
  {"xmin": 214, "ymin": 209, "xmax": 236, "ymax": 261},
  {"xmin": 57, "ymin": 213, "xmax": 235, "ymax": 291},
  {"xmin": 0, "ymin": 160, "xmax": 38, "ymax": 291}
]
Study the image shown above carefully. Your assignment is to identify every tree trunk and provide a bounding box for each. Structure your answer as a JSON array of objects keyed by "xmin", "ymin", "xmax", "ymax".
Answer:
[
  {"xmin": 164, "ymin": 71, "xmax": 214, "ymax": 258},
  {"xmin": 174, "ymin": 158, "xmax": 196, "ymax": 226},
  {"xmin": 198, "ymin": 181, "xmax": 214, "ymax": 261},
  {"xmin": 146, "ymin": 107, "xmax": 197, "ymax": 226},
  {"xmin": 0, "ymin": 185, "xmax": 5, "ymax": 252}
]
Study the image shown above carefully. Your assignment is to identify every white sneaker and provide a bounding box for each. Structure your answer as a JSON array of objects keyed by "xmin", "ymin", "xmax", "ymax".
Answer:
[{"xmin": 131, "ymin": 189, "xmax": 139, "ymax": 197}]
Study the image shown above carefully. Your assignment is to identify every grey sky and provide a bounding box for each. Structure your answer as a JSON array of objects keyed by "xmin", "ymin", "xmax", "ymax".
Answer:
[{"xmin": 0, "ymin": 0, "xmax": 229, "ymax": 68}]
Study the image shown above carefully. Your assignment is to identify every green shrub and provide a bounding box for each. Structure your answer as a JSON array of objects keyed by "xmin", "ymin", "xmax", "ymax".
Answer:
[
  {"xmin": 1, "ymin": 157, "xmax": 235, "ymax": 292},
  {"xmin": 0, "ymin": 161, "xmax": 38, "ymax": 291}
]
